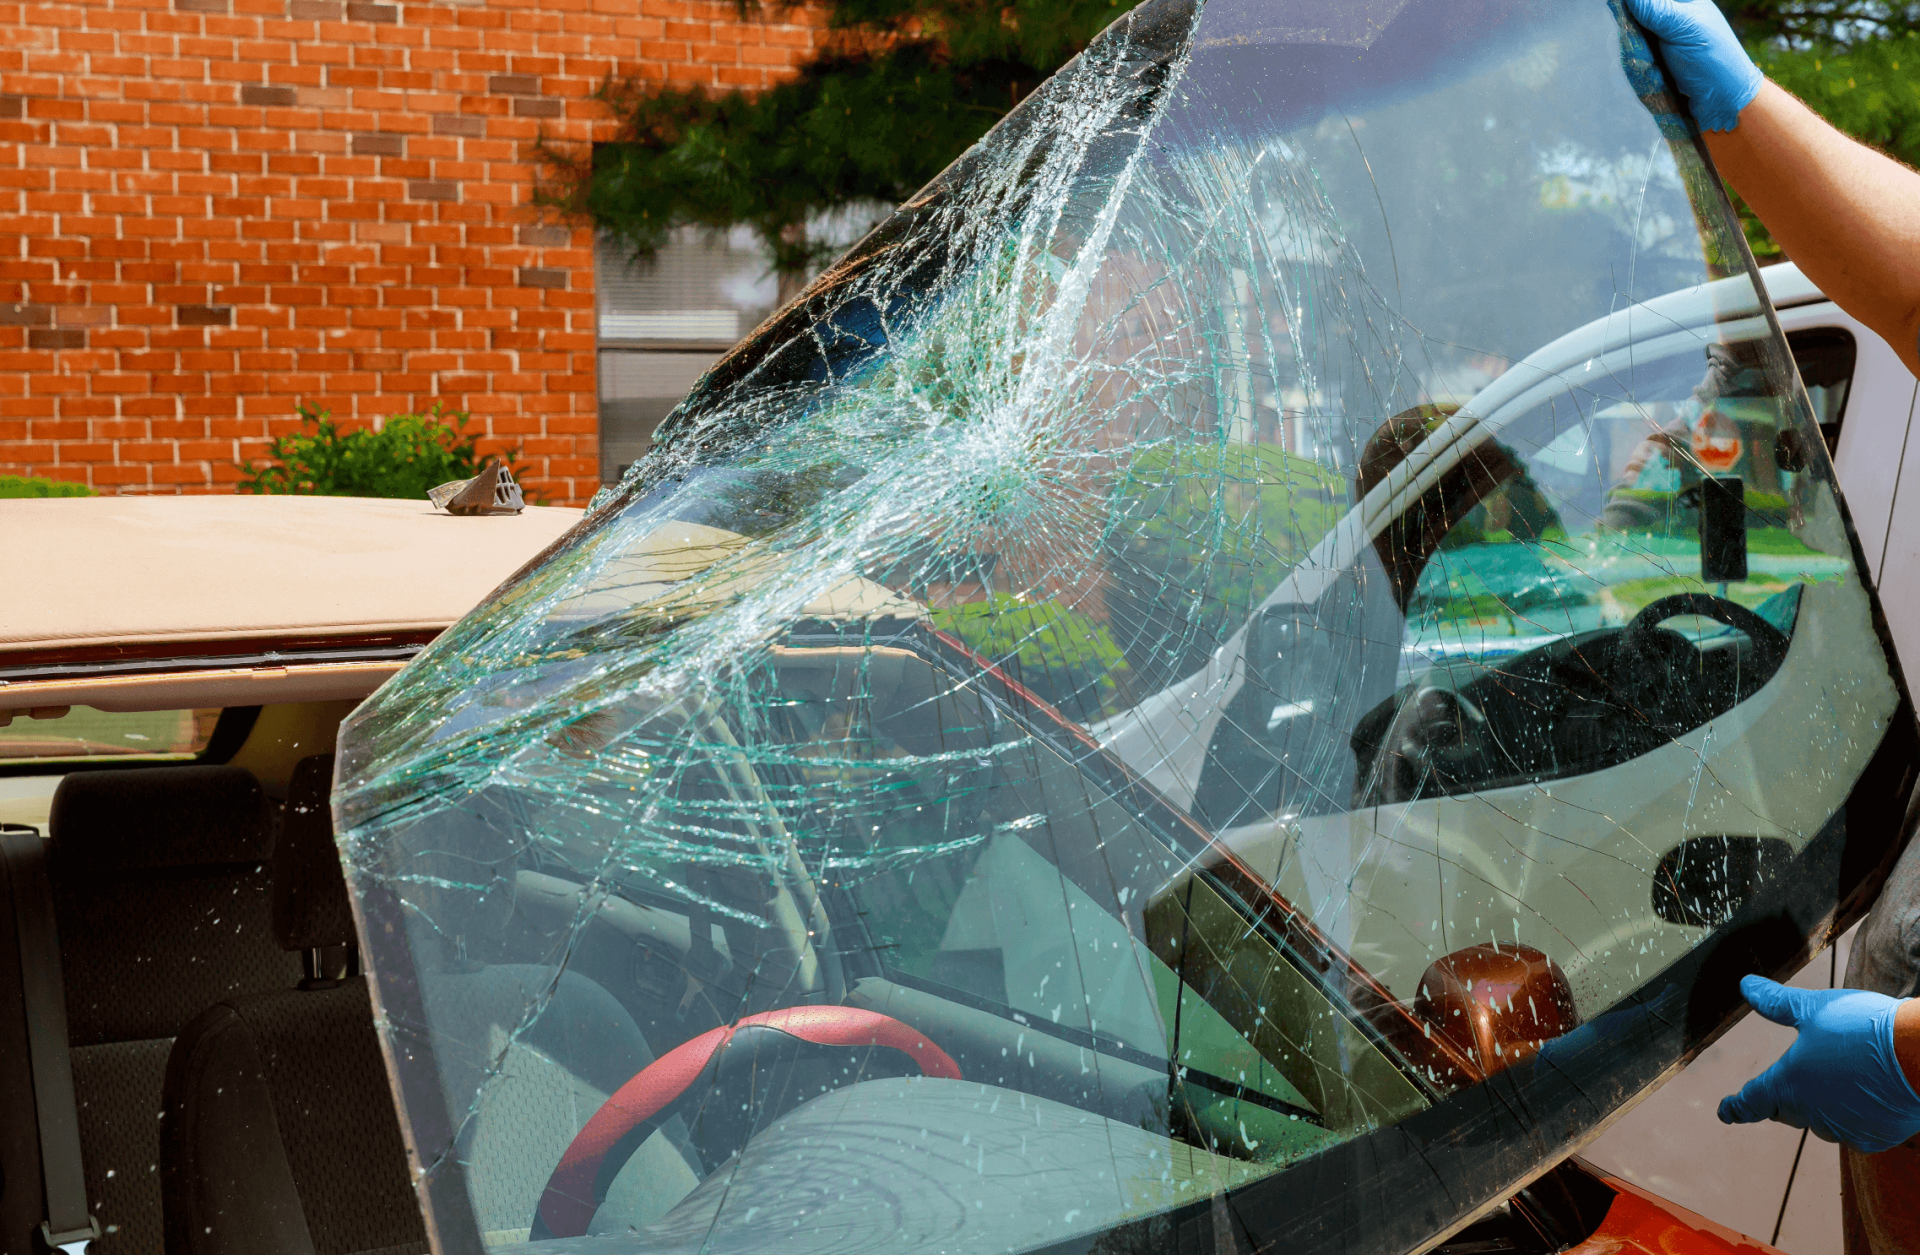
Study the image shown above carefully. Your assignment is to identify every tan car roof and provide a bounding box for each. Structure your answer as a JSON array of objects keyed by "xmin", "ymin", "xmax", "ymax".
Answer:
[{"xmin": 2, "ymin": 495, "xmax": 585, "ymax": 654}]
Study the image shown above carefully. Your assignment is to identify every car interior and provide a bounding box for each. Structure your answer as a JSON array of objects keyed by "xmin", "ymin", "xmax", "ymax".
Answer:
[
  {"xmin": 0, "ymin": 703, "xmax": 429, "ymax": 1255},
  {"xmin": 1, "ymin": 660, "xmax": 1418, "ymax": 1255},
  {"xmin": 365, "ymin": 630, "xmax": 1636, "ymax": 1250}
]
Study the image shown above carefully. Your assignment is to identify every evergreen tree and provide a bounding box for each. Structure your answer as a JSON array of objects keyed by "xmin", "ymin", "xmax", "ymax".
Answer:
[
  {"xmin": 536, "ymin": 0, "xmax": 1127, "ymax": 276},
  {"xmin": 1716, "ymin": 0, "xmax": 1919, "ymax": 44},
  {"xmin": 538, "ymin": 0, "xmax": 1920, "ymax": 276}
]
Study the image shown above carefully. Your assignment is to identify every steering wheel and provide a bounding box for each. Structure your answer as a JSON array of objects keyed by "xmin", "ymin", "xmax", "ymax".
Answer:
[
  {"xmin": 1619, "ymin": 593, "xmax": 1789, "ymax": 672},
  {"xmin": 530, "ymin": 1006, "xmax": 960, "ymax": 1240},
  {"xmin": 1368, "ymin": 686, "xmax": 1493, "ymax": 805}
]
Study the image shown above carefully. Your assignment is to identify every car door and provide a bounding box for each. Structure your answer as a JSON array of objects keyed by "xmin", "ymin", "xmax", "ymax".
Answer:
[
  {"xmin": 1772, "ymin": 297, "xmax": 1920, "ymax": 677},
  {"xmin": 1189, "ymin": 306, "xmax": 1890, "ymax": 1018},
  {"xmin": 1566, "ymin": 278, "xmax": 1920, "ymax": 1254}
]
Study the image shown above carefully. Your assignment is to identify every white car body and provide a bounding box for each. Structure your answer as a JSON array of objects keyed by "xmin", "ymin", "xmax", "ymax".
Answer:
[
  {"xmin": 1764, "ymin": 265, "xmax": 1920, "ymax": 622},
  {"xmin": 1510, "ymin": 263, "xmax": 1917, "ymax": 1251}
]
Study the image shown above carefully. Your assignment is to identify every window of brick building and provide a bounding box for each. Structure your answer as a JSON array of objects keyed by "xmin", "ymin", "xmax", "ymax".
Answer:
[
  {"xmin": 594, "ymin": 228, "xmax": 780, "ymax": 483},
  {"xmin": 594, "ymin": 208, "xmax": 888, "ymax": 483}
]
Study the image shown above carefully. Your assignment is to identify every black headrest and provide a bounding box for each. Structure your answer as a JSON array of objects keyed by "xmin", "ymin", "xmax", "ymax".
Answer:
[
  {"xmin": 273, "ymin": 754, "xmax": 357, "ymax": 951},
  {"xmin": 49, "ymin": 764, "xmax": 269, "ymax": 874}
]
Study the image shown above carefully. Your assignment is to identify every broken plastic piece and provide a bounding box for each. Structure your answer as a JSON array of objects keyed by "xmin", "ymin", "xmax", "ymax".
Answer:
[{"xmin": 428, "ymin": 458, "xmax": 524, "ymax": 515}]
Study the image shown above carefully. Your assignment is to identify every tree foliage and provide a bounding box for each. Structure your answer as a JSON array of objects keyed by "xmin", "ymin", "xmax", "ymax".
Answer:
[
  {"xmin": 1710, "ymin": 0, "xmax": 1920, "ymax": 258},
  {"xmin": 543, "ymin": 0, "xmax": 1920, "ymax": 275},
  {"xmin": 1717, "ymin": 0, "xmax": 1920, "ymax": 44},
  {"xmin": 238, "ymin": 404, "xmax": 507, "ymax": 500},
  {"xmin": 1105, "ymin": 443, "xmax": 1348, "ymax": 690},
  {"xmin": 1738, "ymin": 31, "xmax": 1920, "ymax": 256},
  {"xmin": 929, "ymin": 591, "xmax": 1131, "ymax": 715},
  {"xmin": 537, "ymin": 0, "xmax": 1128, "ymax": 274}
]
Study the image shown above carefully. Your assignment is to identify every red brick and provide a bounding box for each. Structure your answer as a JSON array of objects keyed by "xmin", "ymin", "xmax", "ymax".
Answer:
[{"xmin": 0, "ymin": 0, "xmax": 829, "ymax": 502}]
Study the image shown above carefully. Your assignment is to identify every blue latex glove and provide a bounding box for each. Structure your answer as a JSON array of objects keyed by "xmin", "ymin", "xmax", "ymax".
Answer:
[
  {"xmin": 1623, "ymin": 0, "xmax": 1764, "ymax": 131},
  {"xmin": 1718, "ymin": 975, "xmax": 1920, "ymax": 1153}
]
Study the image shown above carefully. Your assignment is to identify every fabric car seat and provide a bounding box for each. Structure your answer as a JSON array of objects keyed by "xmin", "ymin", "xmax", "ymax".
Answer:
[
  {"xmin": 38, "ymin": 765, "xmax": 304, "ymax": 1255},
  {"xmin": 160, "ymin": 755, "xmax": 675, "ymax": 1254},
  {"xmin": 159, "ymin": 754, "xmax": 427, "ymax": 1255}
]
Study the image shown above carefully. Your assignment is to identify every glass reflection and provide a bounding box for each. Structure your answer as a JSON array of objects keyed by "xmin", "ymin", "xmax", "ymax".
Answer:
[{"xmin": 334, "ymin": 0, "xmax": 1901, "ymax": 1252}]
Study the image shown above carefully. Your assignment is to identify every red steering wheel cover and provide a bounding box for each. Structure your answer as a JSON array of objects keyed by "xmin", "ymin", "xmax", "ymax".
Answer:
[{"xmin": 535, "ymin": 1006, "xmax": 960, "ymax": 1238}]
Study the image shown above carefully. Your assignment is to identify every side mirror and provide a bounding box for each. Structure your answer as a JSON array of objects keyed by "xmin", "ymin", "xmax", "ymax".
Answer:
[{"xmin": 1415, "ymin": 943, "xmax": 1578, "ymax": 1080}]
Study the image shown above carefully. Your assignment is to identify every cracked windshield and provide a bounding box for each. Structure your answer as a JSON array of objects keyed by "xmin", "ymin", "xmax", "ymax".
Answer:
[{"xmin": 335, "ymin": 0, "xmax": 1899, "ymax": 1251}]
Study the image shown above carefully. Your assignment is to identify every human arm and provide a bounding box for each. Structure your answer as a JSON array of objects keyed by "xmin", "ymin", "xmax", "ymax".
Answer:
[
  {"xmin": 1625, "ymin": 0, "xmax": 1920, "ymax": 378},
  {"xmin": 1717, "ymin": 975, "xmax": 1920, "ymax": 1152},
  {"xmin": 1703, "ymin": 84, "xmax": 1920, "ymax": 378},
  {"xmin": 1901, "ymin": 996, "xmax": 1920, "ymax": 1099}
]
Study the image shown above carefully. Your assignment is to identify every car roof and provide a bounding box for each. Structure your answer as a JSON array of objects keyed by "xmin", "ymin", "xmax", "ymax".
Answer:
[
  {"xmin": 1758, "ymin": 260, "xmax": 1823, "ymax": 308},
  {"xmin": 1, "ymin": 494, "xmax": 584, "ymax": 655}
]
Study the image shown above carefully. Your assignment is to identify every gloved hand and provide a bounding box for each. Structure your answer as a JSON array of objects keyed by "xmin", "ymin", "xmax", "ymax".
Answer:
[
  {"xmin": 1623, "ymin": 0, "xmax": 1764, "ymax": 131},
  {"xmin": 1718, "ymin": 975, "xmax": 1920, "ymax": 1153}
]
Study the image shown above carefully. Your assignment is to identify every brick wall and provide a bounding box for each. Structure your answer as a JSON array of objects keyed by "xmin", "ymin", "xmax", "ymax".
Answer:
[{"xmin": 0, "ymin": 0, "xmax": 824, "ymax": 503}]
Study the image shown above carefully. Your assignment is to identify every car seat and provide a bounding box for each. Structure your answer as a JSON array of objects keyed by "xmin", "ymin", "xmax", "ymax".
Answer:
[
  {"xmin": 6, "ymin": 765, "xmax": 305, "ymax": 1255},
  {"xmin": 160, "ymin": 756, "xmax": 671, "ymax": 1254},
  {"xmin": 158, "ymin": 754, "xmax": 426, "ymax": 1255}
]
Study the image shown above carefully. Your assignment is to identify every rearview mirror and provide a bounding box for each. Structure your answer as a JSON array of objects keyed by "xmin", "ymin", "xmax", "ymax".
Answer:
[
  {"xmin": 1415, "ymin": 943, "xmax": 1579, "ymax": 1080},
  {"xmin": 1698, "ymin": 474, "xmax": 1748, "ymax": 585},
  {"xmin": 1248, "ymin": 606, "xmax": 1324, "ymax": 708}
]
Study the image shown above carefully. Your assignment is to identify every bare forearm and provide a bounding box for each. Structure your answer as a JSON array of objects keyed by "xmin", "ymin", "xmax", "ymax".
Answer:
[
  {"xmin": 1899, "ymin": 997, "xmax": 1920, "ymax": 1095},
  {"xmin": 1705, "ymin": 81, "xmax": 1920, "ymax": 377}
]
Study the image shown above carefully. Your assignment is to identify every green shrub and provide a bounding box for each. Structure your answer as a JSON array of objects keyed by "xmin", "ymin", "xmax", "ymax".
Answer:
[
  {"xmin": 0, "ymin": 475, "xmax": 96, "ymax": 499},
  {"xmin": 238, "ymin": 404, "xmax": 509, "ymax": 499},
  {"xmin": 1737, "ymin": 32, "xmax": 1920, "ymax": 259},
  {"xmin": 930, "ymin": 593, "xmax": 1130, "ymax": 717},
  {"xmin": 1104, "ymin": 442, "xmax": 1349, "ymax": 688}
]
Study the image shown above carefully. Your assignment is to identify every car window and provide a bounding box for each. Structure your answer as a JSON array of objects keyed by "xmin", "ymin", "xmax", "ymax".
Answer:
[
  {"xmin": 331, "ymin": 0, "xmax": 1913, "ymax": 1252},
  {"xmin": 753, "ymin": 644, "xmax": 1413, "ymax": 1145},
  {"xmin": 1380, "ymin": 341, "xmax": 1835, "ymax": 801},
  {"xmin": 1787, "ymin": 327, "xmax": 1856, "ymax": 453}
]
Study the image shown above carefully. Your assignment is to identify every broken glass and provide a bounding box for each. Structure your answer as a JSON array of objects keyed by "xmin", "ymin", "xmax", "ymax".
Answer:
[{"xmin": 333, "ymin": 0, "xmax": 1914, "ymax": 1252}]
